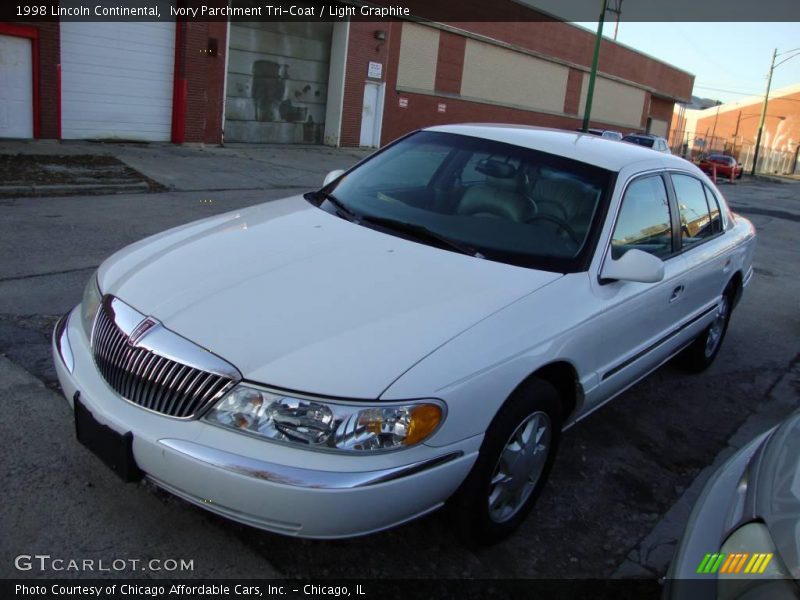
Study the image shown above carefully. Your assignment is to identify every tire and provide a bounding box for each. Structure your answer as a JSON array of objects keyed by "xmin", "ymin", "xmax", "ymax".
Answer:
[
  {"xmin": 677, "ymin": 287, "xmax": 733, "ymax": 373},
  {"xmin": 448, "ymin": 378, "xmax": 562, "ymax": 545}
]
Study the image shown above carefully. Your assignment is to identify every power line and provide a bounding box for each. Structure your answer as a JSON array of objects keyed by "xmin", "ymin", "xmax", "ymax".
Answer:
[{"xmin": 694, "ymin": 85, "xmax": 800, "ymax": 102}]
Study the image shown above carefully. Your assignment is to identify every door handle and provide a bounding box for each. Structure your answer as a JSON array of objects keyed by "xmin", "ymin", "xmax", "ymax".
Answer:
[{"xmin": 669, "ymin": 285, "xmax": 685, "ymax": 303}]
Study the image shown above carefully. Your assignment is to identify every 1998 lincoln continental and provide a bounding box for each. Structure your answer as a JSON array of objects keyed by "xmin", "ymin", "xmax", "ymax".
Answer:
[{"xmin": 53, "ymin": 125, "xmax": 756, "ymax": 543}]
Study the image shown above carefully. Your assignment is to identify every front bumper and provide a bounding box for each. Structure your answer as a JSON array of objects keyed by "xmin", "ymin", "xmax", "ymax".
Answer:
[{"xmin": 53, "ymin": 307, "xmax": 479, "ymax": 538}]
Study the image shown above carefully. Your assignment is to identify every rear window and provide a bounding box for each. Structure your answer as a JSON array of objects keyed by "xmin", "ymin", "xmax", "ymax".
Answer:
[{"xmin": 624, "ymin": 136, "xmax": 654, "ymax": 148}]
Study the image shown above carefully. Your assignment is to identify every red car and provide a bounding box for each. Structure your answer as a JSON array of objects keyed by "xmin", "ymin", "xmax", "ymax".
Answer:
[{"xmin": 698, "ymin": 154, "xmax": 743, "ymax": 179}]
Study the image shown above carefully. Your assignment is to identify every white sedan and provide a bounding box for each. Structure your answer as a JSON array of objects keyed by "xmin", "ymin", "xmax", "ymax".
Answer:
[{"xmin": 53, "ymin": 125, "xmax": 756, "ymax": 543}]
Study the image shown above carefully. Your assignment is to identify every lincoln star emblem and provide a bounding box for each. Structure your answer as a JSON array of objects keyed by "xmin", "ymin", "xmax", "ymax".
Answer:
[{"xmin": 128, "ymin": 318, "xmax": 158, "ymax": 345}]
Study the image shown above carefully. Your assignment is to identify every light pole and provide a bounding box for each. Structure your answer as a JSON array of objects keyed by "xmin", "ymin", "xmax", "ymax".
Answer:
[
  {"xmin": 581, "ymin": 0, "xmax": 609, "ymax": 132},
  {"xmin": 751, "ymin": 46, "xmax": 800, "ymax": 175}
]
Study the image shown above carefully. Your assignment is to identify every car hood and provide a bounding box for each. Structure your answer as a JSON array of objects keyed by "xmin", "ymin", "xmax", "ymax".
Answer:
[
  {"xmin": 754, "ymin": 409, "xmax": 800, "ymax": 579},
  {"xmin": 99, "ymin": 196, "xmax": 561, "ymax": 399}
]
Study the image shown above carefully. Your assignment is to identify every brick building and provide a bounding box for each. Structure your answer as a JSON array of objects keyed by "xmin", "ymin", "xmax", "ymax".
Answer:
[
  {"xmin": 670, "ymin": 83, "xmax": 800, "ymax": 174},
  {"xmin": 1, "ymin": 4, "xmax": 693, "ymax": 148}
]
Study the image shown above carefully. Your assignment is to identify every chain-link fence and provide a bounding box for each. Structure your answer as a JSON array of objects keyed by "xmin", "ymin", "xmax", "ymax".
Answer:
[{"xmin": 669, "ymin": 130, "xmax": 799, "ymax": 175}]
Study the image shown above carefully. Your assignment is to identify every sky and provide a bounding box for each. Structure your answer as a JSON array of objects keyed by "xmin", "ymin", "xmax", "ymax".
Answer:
[{"xmin": 573, "ymin": 22, "xmax": 800, "ymax": 105}]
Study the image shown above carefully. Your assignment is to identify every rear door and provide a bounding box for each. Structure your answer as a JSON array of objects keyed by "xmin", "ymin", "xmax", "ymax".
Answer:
[{"xmin": 668, "ymin": 173, "xmax": 731, "ymax": 330}]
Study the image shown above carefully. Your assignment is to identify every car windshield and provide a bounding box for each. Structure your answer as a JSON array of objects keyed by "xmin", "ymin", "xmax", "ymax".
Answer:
[{"xmin": 314, "ymin": 131, "xmax": 613, "ymax": 272}]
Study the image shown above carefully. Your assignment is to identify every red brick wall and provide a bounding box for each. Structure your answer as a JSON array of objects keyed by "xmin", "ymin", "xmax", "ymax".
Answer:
[
  {"xmin": 380, "ymin": 91, "xmax": 641, "ymax": 144},
  {"xmin": 649, "ymin": 96, "xmax": 674, "ymax": 123},
  {"xmin": 368, "ymin": 1, "xmax": 693, "ymax": 101},
  {"xmin": 374, "ymin": 20, "xmax": 678, "ymax": 146},
  {"xmin": 339, "ymin": 21, "xmax": 393, "ymax": 147},
  {"xmin": 36, "ymin": 23, "xmax": 59, "ymax": 139},
  {"xmin": 181, "ymin": 21, "xmax": 227, "ymax": 144},
  {"xmin": 563, "ymin": 68, "xmax": 583, "ymax": 116},
  {"xmin": 434, "ymin": 31, "xmax": 465, "ymax": 94},
  {"xmin": 337, "ymin": 10, "xmax": 690, "ymax": 147}
]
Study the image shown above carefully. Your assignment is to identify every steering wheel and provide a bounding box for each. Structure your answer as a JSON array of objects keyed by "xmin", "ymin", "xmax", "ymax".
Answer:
[{"xmin": 526, "ymin": 214, "xmax": 579, "ymax": 244}]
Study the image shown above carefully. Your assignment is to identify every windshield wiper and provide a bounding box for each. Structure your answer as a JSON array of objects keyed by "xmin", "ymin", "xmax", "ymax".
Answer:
[
  {"xmin": 360, "ymin": 215, "xmax": 484, "ymax": 258},
  {"xmin": 307, "ymin": 191, "xmax": 360, "ymax": 223}
]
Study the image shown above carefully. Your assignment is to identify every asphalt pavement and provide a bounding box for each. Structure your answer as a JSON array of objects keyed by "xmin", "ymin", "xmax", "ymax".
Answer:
[{"xmin": 0, "ymin": 144, "xmax": 797, "ymax": 581}]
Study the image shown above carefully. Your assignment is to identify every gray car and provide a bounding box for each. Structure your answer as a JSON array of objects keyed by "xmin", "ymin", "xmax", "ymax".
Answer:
[
  {"xmin": 666, "ymin": 409, "xmax": 800, "ymax": 599},
  {"xmin": 622, "ymin": 133, "xmax": 671, "ymax": 154}
]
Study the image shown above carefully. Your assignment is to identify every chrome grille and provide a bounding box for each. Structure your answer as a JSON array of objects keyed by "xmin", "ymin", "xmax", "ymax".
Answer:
[{"xmin": 91, "ymin": 297, "xmax": 240, "ymax": 419}]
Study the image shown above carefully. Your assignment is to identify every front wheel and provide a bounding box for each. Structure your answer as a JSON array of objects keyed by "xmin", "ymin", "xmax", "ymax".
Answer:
[
  {"xmin": 677, "ymin": 291, "xmax": 732, "ymax": 373},
  {"xmin": 449, "ymin": 378, "xmax": 561, "ymax": 544}
]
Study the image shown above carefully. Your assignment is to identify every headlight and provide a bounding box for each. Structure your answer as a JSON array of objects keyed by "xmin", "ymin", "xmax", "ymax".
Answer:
[
  {"xmin": 204, "ymin": 385, "xmax": 444, "ymax": 452},
  {"xmin": 80, "ymin": 271, "xmax": 102, "ymax": 339},
  {"xmin": 717, "ymin": 521, "xmax": 793, "ymax": 600}
]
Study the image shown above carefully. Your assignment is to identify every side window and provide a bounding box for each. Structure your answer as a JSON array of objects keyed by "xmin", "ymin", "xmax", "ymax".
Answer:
[
  {"xmin": 611, "ymin": 175, "xmax": 673, "ymax": 260},
  {"xmin": 672, "ymin": 174, "xmax": 714, "ymax": 246},
  {"xmin": 703, "ymin": 184, "xmax": 724, "ymax": 234}
]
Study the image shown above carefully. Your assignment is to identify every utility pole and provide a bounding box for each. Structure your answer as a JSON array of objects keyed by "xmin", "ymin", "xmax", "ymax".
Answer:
[
  {"xmin": 710, "ymin": 101, "xmax": 722, "ymax": 151},
  {"xmin": 607, "ymin": 0, "xmax": 623, "ymax": 40},
  {"xmin": 581, "ymin": 0, "xmax": 609, "ymax": 132},
  {"xmin": 751, "ymin": 48, "xmax": 777, "ymax": 176}
]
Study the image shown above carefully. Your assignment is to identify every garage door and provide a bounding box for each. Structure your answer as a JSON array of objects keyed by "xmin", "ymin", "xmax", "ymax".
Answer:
[
  {"xmin": 0, "ymin": 34, "xmax": 34, "ymax": 139},
  {"xmin": 225, "ymin": 22, "xmax": 332, "ymax": 144},
  {"xmin": 60, "ymin": 22, "xmax": 175, "ymax": 141}
]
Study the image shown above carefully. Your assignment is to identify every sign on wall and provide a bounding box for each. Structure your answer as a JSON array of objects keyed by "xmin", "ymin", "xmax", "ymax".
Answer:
[
  {"xmin": 399, "ymin": 97, "xmax": 408, "ymax": 108},
  {"xmin": 437, "ymin": 103, "xmax": 447, "ymax": 113},
  {"xmin": 368, "ymin": 61, "xmax": 383, "ymax": 79}
]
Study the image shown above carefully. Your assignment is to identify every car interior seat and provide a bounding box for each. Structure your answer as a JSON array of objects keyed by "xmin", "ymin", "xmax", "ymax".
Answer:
[
  {"xmin": 530, "ymin": 176, "xmax": 597, "ymax": 239},
  {"xmin": 456, "ymin": 159, "xmax": 531, "ymax": 222}
]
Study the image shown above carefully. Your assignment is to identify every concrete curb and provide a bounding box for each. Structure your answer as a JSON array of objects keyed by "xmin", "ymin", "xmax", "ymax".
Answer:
[
  {"xmin": 0, "ymin": 181, "xmax": 151, "ymax": 197},
  {"xmin": 752, "ymin": 174, "xmax": 800, "ymax": 185},
  {"xmin": 612, "ymin": 359, "xmax": 800, "ymax": 579}
]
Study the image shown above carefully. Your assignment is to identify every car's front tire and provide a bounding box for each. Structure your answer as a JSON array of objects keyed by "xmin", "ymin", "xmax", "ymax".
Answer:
[
  {"xmin": 449, "ymin": 378, "xmax": 561, "ymax": 544},
  {"xmin": 677, "ymin": 287, "xmax": 733, "ymax": 373}
]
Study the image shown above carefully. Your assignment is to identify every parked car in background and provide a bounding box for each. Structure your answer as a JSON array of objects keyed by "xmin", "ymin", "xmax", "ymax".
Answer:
[
  {"xmin": 622, "ymin": 133, "xmax": 671, "ymax": 154},
  {"xmin": 699, "ymin": 154, "xmax": 744, "ymax": 180},
  {"xmin": 578, "ymin": 128, "xmax": 624, "ymax": 141},
  {"xmin": 666, "ymin": 408, "xmax": 800, "ymax": 599},
  {"xmin": 53, "ymin": 125, "xmax": 756, "ymax": 544}
]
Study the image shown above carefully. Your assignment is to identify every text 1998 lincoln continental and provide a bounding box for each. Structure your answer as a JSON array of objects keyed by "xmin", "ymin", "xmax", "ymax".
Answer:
[{"xmin": 53, "ymin": 125, "xmax": 756, "ymax": 543}]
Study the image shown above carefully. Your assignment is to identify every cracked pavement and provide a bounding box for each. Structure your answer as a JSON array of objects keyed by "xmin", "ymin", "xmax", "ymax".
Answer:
[{"xmin": 0, "ymin": 144, "xmax": 797, "ymax": 582}]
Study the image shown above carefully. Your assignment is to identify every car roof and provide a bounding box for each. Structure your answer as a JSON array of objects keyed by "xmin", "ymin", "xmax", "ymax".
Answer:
[{"xmin": 425, "ymin": 123, "xmax": 685, "ymax": 172}]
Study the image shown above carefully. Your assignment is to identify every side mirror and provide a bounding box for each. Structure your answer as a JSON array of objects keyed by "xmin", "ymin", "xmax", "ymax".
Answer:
[
  {"xmin": 323, "ymin": 169, "xmax": 345, "ymax": 187},
  {"xmin": 601, "ymin": 248, "xmax": 665, "ymax": 284}
]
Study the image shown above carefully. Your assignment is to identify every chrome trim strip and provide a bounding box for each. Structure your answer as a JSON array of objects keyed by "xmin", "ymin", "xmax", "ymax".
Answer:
[
  {"xmin": 103, "ymin": 296, "xmax": 241, "ymax": 380},
  {"xmin": 54, "ymin": 311, "xmax": 74, "ymax": 374},
  {"xmin": 158, "ymin": 438, "xmax": 463, "ymax": 489},
  {"xmin": 743, "ymin": 265, "xmax": 754, "ymax": 287}
]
